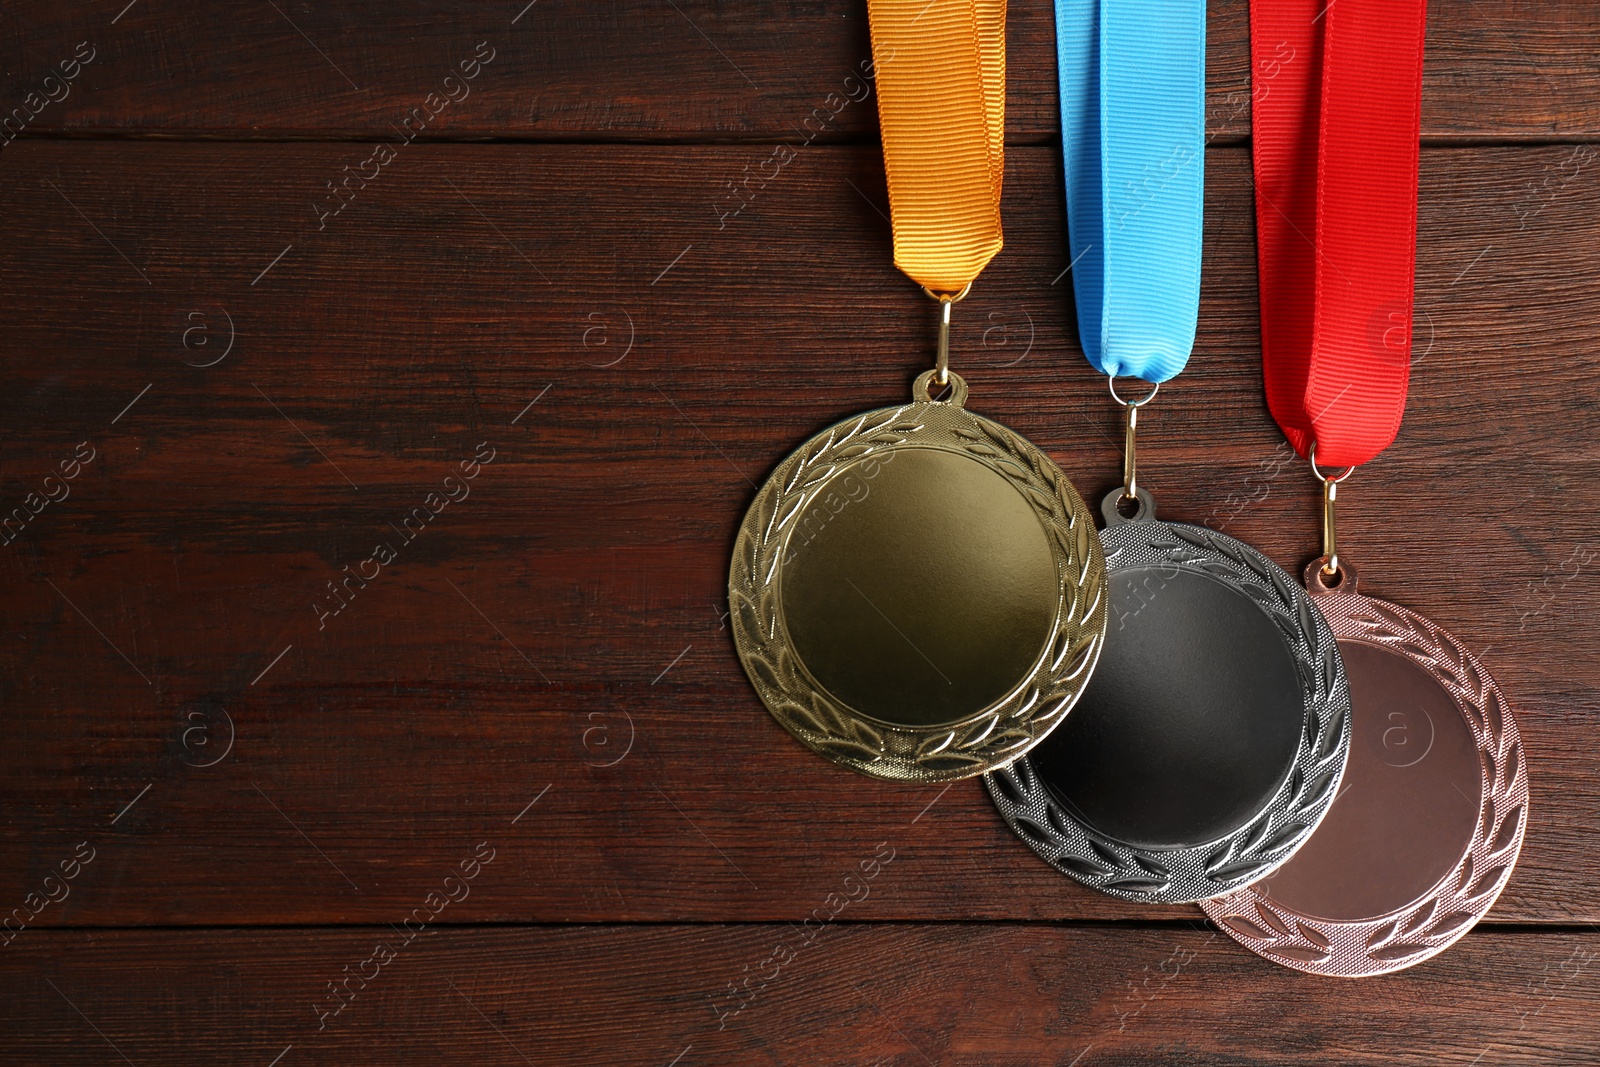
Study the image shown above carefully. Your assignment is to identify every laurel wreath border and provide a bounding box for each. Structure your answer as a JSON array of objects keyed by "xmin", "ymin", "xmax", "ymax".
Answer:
[
  {"xmin": 984, "ymin": 521, "xmax": 1353, "ymax": 903},
  {"xmin": 729, "ymin": 399, "xmax": 1107, "ymax": 783},
  {"xmin": 1200, "ymin": 590, "xmax": 1529, "ymax": 976}
]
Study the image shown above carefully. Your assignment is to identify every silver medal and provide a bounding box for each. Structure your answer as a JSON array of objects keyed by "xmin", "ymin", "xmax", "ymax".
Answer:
[{"xmin": 986, "ymin": 493, "xmax": 1353, "ymax": 904}]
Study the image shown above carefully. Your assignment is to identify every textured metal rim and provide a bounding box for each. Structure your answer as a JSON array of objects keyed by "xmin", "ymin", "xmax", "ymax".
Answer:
[
  {"xmin": 1200, "ymin": 588, "xmax": 1529, "ymax": 976},
  {"xmin": 729, "ymin": 395, "xmax": 1107, "ymax": 782},
  {"xmin": 984, "ymin": 521, "xmax": 1352, "ymax": 903}
]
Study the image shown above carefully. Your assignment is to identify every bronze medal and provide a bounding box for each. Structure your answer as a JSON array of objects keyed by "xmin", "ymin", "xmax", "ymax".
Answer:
[{"xmin": 1201, "ymin": 559, "xmax": 1528, "ymax": 976}]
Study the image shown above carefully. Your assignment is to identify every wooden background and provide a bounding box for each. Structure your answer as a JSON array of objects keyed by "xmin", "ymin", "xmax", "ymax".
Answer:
[{"xmin": 2, "ymin": 1, "xmax": 1598, "ymax": 1063}]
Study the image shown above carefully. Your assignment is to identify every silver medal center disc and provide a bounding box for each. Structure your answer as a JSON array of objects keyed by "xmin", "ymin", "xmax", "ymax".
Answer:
[
  {"xmin": 986, "ymin": 519, "xmax": 1353, "ymax": 903},
  {"xmin": 1202, "ymin": 564, "xmax": 1529, "ymax": 976},
  {"xmin": 730, "ymin": 372, "xmax": 1108, "ymax": 782}
]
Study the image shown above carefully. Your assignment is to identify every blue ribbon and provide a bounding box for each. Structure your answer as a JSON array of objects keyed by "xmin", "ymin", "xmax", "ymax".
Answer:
[{"xmin": 1057, "ymin": 0, "xmax": 1206, "ymax": 383}]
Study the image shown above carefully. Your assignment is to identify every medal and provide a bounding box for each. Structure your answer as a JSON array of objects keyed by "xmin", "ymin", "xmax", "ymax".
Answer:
[
  {"xmin": 730, "ymin": 0, "xmax": 1108, "ymax": 783},
  {"xmin": 1201, "ymin": 0, "xmax": 1528, "ymax": 975},
  {"xmin": 985, "ymin": 0, "xmax": 1351, "ymax": 904}
]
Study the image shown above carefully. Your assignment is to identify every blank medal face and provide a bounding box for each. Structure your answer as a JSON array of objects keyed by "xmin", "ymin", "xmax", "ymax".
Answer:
[
  {"xmin": 1250, "ymin": 640, "xmax": 1482, "ymax": 920},
  {"xmin": 780, "ymin": 446, "xmax": 1058, "ymax": 729},
  {"xmin": 731, "ymin": 386, "xmax": 1109, "ymax": 782},
  {"xmin": 983, "ymin": 521, "xmax": 1351, "ymax": 902},
  {"xmin": 1032, "ymin": 565, "xmax": 1305, "ymax": 848},
  {"xmin": 1200, "ymin": 584, "xmax": 1526, "ymax": 976}
]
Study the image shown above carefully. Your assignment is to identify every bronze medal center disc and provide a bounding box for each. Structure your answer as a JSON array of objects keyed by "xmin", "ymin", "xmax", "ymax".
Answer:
[
  {"xmin": 1252, "ymin": 640, "xmax": 1482, "ymax": 921},
  {"xmin": 778, "ymin": 446, "xmax": 1059, "ymax": 729},
  {"xmin": 1033, "ymin": 566, "xmax": 1305, "ymax": 849}
]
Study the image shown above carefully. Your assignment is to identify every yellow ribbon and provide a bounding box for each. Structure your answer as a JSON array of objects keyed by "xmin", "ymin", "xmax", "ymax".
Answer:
[{"xmin": 867, "ymin": 0, "xmax": 1007, "ymax": 294}]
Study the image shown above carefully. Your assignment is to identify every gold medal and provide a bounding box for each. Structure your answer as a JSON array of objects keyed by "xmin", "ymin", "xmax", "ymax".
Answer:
[
  {"xmin": 728, "ymin": 0, "xmax": 1107, "ymax": 781},
  {"xmin": 731, "ymin": 368, "xmax": 1106, "ymax": 781}
]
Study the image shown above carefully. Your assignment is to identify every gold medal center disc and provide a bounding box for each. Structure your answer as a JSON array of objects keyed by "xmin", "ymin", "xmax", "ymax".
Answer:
[
  {"xmin": 731, "ymin": 372, "xmax": 1108, "ymax": 782},
  {"xmin": 783, "ymin": 446, "xmax": 1058, "ymax": 727}
]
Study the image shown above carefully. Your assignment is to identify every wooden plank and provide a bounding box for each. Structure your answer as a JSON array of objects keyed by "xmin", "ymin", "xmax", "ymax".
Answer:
[
  {"xmin": 1, "ymin": 2, "xmax": 1598, "ymax": 142},
  {"xmin": 3, "ymin": 924, "xmax": 1599, "ymax": 1064},
  {"xmin": 0, "ymin": 141, "xmax": 1597, "ymax": 927}
]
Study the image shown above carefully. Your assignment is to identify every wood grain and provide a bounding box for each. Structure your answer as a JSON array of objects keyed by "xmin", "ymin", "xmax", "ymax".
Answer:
[
  {"xmin": 3, "ymin": 924, "xmax": 1599, "ymax": 1065},
  {"xmin": 0, "ymin": 1, "xmax": 1598, "ymax": 142},
  {"xmin": 1, "ymin": 141, "xmax": 1596, "ymax": 927},
  {"xmin": 4, "ymin": 2, "xmax": 1599, "ymax": 1060}
]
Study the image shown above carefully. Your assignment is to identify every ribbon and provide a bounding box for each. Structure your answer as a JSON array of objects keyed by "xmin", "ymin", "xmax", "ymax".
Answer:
[
  {"xmin": 1057, "ymin": 0, "xmax": 1206, "ymax": 383},
  {"xmin": 1252, "ymin": 0, "xmax": 1428, "ymax": 468},
  {"xmin": 867, "ymin": 0, "xmax": 1006, "ymax": 293}
]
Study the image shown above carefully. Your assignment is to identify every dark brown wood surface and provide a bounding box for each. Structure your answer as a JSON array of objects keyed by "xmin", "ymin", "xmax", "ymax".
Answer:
[
  {"xmin": 5, "ymin": 925, "xmax": 1600, "ymax": 1065},
  {"xmin": 3, "ymin": 1, "xmax": 1600, "ymax": 142},
  {"xmin": 3, "ymin": 2, "xmax": 1599, "ymax": 1064}
]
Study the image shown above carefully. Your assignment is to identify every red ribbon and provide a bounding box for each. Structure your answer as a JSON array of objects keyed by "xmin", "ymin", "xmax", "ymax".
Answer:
[{"xmin": 1251, "ymin": 0, "xmax": 1428, "ymax": 469}]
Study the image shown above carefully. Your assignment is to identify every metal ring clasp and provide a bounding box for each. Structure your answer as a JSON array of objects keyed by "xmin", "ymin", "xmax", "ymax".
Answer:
[
  {"xmin": 1108, "ymin": 376, "xmax": 1160, "ymax": 505},
  {"xmin": 921, "ymin": 282, "xmax": 973, "ymax": 385},
  {"xmin": 1308, "ymin": 444, "xmax": 1356, "ymax": 579}
]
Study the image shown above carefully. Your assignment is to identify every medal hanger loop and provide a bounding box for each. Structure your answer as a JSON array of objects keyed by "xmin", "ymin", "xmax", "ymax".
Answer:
[
  {"xmin": 1108, "ymin": 376, "xmax": 1159, "ymax": 512},
  {"xmin": 1308, "ymin": 444, "xmax": 1356, "ymax": 582},
  {"xmin": 921, "ymin": 281, "xmax": 974, "ymax": 386}
]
